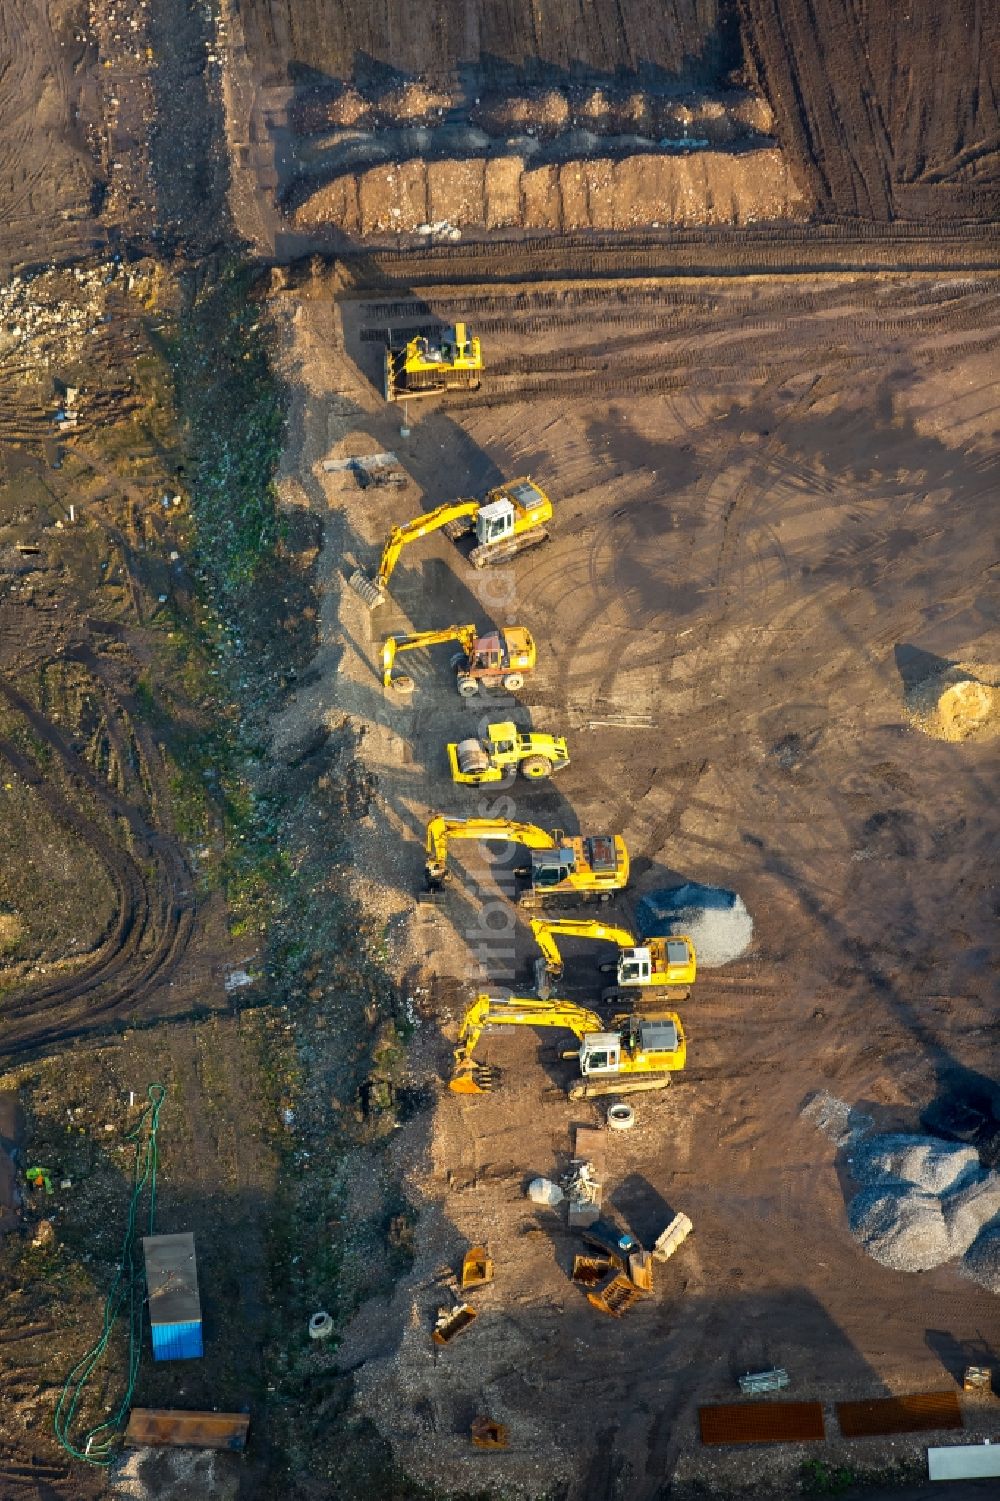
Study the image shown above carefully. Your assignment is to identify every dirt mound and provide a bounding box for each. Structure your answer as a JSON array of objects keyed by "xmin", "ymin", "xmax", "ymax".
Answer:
[
  {"xmin": 904, "ymin": 660, "xmax": 1000, "ymax": 742},
  {"xmin": 852, "ymin": 1134, "xmax": 981, "ymax": 1194},
  {"xmin": 291, "ymin": 147, "xmax": 811, "ymax": 235}
]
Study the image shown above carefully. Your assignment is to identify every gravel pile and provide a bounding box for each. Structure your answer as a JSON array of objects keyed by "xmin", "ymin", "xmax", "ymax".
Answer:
[
  {"xmin": 852, "ymin": 1133, "xmax": 980, "ymax": 1193},
  {"xmin": 636, "ymin": 882, "xmax": 753, "ymax": 967},
  {"xmin": 962, "ymin": 1226, "xmax": 1000, "ymax": 1294},
  {"xmin": 849, "ymin": 1185, "xmax": 952, "ymax": 1271},
  {"xmin": 847, "ymin": 1131, "xmax": 1000, "ymax": 1282}
]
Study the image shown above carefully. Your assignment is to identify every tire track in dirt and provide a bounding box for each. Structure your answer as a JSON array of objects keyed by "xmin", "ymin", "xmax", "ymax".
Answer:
[{"xmin": 0, "ymin": 677, "xmax": 196, "ymax": 1057}]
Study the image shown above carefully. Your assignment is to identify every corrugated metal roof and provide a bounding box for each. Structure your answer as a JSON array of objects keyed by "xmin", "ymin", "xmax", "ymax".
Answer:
[
  {"xmin": 143, "ymin": 1232, "xmax": 201, "ymax": 1326},
  {"xmin": 151, "ymin": 1321, "xmax": 203, "ymax": 1362}
]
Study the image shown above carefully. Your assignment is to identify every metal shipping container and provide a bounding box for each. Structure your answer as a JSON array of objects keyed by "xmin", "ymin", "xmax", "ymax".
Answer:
[{"xmin": 142, "ymin": 1232, "xmax": 203, "ymax": 1361}]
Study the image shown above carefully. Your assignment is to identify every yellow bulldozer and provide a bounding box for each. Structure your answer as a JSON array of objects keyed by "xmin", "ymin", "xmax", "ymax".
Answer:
[
  {"xmin": 423, "ymin": 815, "xmax": 628, "ymax": 907},
  {"xmin": 529, "ymin": 917, "xmax": 696, "ymax": 1003},
  {"xmin": 385, "ymin": 322, "xmax": 483, "ymax": 402},
  {"xmin": 382, "ymin": 623, "xmax": 536, "ymax": 696},
  {"xmin": 449, "ymin": 992, "xmax": 687, "ymax": 1100},
  {"xmin": 349, "ymin": 477, "xmax": 552, "ymax": 608},
  {"xmin": 447, "ymin": 722, "xmax": 570, "ymax": 785}
]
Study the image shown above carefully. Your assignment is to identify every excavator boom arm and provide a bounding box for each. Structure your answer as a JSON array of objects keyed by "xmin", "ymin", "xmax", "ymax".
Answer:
[
  {"xmin": 382, "ymin": 624, "xmax": 477, "ymax": 686},
  {"xmin": 529, "ymin": 917, "xmax": 638, "ymax": 972},
  {"xmin": 454, "ymin": 993, "xmax": 604, "ymax": 1073},
  {"xmin": 425, "ymin": 815, "xmax": 559, "ymax": 879},
  {"xmin": 377, "ymin": 501, "xmax": 479, "ymax": 589}
]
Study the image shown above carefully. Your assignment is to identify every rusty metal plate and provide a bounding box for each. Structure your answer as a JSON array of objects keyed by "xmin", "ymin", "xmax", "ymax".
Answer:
[
  {"xmin": 125, "ymin": 1408, "xmax": 250, "ymax": 1451},
  {"xmin": 836, "ymin": 1390, "xmax": 962, "ymax": 1438},
  {"xmin": 699, "ymin": 1400, "xmax": 825, "ymax": 1446}
]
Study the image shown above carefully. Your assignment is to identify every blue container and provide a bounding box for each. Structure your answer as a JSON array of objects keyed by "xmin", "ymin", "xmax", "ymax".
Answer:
[
  {"xmin": 143, "ymin": 1232, "xmax": 203, "ymax": 1362},
  {"xmin": 150, "ymin": 1320, "xmax": 204, "ymax": 1361}
]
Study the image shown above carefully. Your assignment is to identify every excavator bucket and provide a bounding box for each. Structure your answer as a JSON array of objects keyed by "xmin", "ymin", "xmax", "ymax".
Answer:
[
  {"xmin": 449, "ymin": 1060, "xmax": 498, "ymax": 1094},
  {"xmin": 586, "ymin": 1271, "xmax": 645, "ymax": 1318},
  {"xmin": 433, "ymin": 1303, "xmax": 477, "ymax": 1345},
  {"xmin": 470, "ymin": 1416, "xmax": 509, "ymax": 1449},
  {"xmin": 461, "ymin": 1246, "xmax": 494, "ymax": 1289},
  {"xmin": 348, "ymin": 569, "xmax": 384, "ymax": 608}
]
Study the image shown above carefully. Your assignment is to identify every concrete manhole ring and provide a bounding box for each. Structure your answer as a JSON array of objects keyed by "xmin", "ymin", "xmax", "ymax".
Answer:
[
  {"xmin": 607, "ymin": 1103, "xmax": 636, "ymax": 1131},
  {"xmin": 309, "ymin": 1310, "xmax": 334, "ymax": 1340}
]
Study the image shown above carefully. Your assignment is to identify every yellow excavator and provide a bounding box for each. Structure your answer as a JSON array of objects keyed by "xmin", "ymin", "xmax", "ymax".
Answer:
[
  {"xmin": 529, "ymin": 917, "xmax": 697, "ymax": 1003},
  {"xmin": 382, "ymin": 623, "xmax": 536, "ymax": 695},
  {"xmin": 385, "ymin": 322, "xmax": 483, "ymax": 402},
  {"xmin": 448, "ymin": 722, "xmax": 570, "ymax": 785},
  {"xmin": 349, "ymin": 477, "xmax": 552, "ymax": 608},
  {"xmin": 450, "ymin": 992, "xmax": 686, "ymax": 1099},
  {"xmin": 424, "ymin": 815, "xmax": 628, "ymax": 907}
]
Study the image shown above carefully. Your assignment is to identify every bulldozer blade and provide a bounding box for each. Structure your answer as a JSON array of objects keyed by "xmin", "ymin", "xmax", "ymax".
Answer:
[
  {"xmin": 432, "ymin": 1303, "xmax": 477, "ymax": 1345},
  {"xmin": 348, "ymin": 569, "xmax": 384, "ymax": 608}
]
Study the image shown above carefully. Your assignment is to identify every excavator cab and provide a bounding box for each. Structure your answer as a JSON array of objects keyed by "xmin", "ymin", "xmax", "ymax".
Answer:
[
  {"xmin": 475, "ymin": 500, "xmax": 516, "ymax": 547},
  {"xmin": 530, "ymin": 849, "xmax": 577, "ymax": 887},
  {"xmin": 618, "ymin": 949, "xmax": 653, "ymax": 986},
  {"xmin": 578, "ymin": 1033, "xmax": 622, "ymax": 1077}
]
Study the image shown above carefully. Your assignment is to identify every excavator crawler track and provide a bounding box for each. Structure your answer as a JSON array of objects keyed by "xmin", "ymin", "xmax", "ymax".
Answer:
[{"xmin": 470, "ymin": 526, "xmax": 549, "ymax": 569}]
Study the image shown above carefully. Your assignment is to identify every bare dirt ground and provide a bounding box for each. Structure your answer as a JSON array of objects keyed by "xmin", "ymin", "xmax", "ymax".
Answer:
[{"xmin": 268, "ymin": 264, "xmax": 1000, "ymax": 1497}]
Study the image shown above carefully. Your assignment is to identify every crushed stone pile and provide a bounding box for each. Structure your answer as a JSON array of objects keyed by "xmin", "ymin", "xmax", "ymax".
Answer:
[
  {"xmin": 849, "ymin": 1185, "xmax": 951, "ymax": 1272},
  {"xmin": 904, "ymin": 660, "xmax": 999, "ymax": 742},
  {"xmin": 852, "ymin": 1133, "xmax": 980, "ymax": 1194},
  {"xmin": 962, "ymin": 1226, "xmax": 1000, "ymax": 1294},
  {"xmin": 847, "ymin": 1131, "xmax": 1000, "ymax": 1283},
  {"xmin": 636, "ymin": 882, "xmax": 752, "ymax": 967}
]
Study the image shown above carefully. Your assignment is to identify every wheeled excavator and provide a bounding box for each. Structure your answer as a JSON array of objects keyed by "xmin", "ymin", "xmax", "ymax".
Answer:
[
  {"xmin": 349, "ymin": 477, "xmax": 552, "ymax": 608},
  {"xmin": 382, "ymin": 623, "xmax": 536, "ymax": 695},
  {"xmin": 385, "ymin": 322, "xmax": 483, "ymax": 402},
  {"xmin": 449, "ymin": 993, "xmax": 686, "ymax": 1099},
  {"xmin": 447, "ymin": 723, "xmax": 570, "ymax": 785},
  {"xmin": 424, "ymin": 816, "xmax": 628, "ymax": 907},
  {"xmin": 529, "ymin": 918, "xmax": 696, "ymax": 1003}
]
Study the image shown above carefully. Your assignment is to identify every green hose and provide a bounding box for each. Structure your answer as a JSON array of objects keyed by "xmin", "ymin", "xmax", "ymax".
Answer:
[{"xmin": 53, "ymin": 1082, "xmax": 166, "ymax": 1465}]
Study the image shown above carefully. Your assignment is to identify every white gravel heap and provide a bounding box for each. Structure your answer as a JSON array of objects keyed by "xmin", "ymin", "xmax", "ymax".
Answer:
[
  {"xmin": 636, "ymin": 883, "xmax": 752, "ymax": 967},
  {"xmin": 847, "ymin": 1132, "xmax": 1000, "ymax": 1283},
  {"xmin": 962, "ymin": 1225, "xmax": 1000, "ymax": 1294},
  {"xmin": 849, "ymin": 1185, "xmax": 952, "ymax": 1271},
  {"xmin": 852, "ymin": 1133, "xmax": 980, "ymax": 1194}
]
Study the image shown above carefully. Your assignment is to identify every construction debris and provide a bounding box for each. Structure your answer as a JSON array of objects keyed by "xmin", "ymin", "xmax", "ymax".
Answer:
[{"xmin": 739, "ymin": 1368, "xmax": 790, "ymax": 1395}]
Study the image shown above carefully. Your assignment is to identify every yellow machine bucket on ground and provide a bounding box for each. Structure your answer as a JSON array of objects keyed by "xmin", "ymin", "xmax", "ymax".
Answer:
[{"xmin": 385, "ymin": 322, "xmax": 483, "ymax": 402}]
